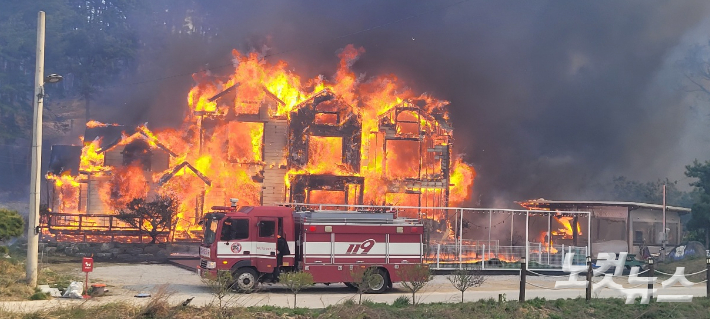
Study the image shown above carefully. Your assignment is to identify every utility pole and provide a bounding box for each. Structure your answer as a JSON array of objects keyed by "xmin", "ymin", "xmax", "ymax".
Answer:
[
  {"xmin": 26, "ymin": 11, "xmax": 46, "ymax": 287},
  {"xmin": 661, "ymin": 184, "xmax": 666, "ymax": 262}
]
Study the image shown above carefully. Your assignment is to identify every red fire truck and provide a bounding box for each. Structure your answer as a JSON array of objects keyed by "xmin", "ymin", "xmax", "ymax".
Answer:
[{"xmin": 197, "ymin": 204, "xmax": 425, "ymax": 293}]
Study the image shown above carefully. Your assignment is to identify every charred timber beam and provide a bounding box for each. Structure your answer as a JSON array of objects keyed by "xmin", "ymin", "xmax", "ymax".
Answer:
[
  {"xmin": 45, "ymin": 229, "xmax": 170, "ymax": 235},
  {"xmin": 234, "ymin": 114, "xmax": 268, "ymax": 123},
  {"xmin": 288, "ymin": 92, "xmax": 362, "ymax": 171},
  {"xmin": 384, "ymin": 136, "xmax": 420, "ymax": 141},
  {"xmin": 572, "ymin": 215, "xmax": 579, "ymax": 246},
  {"xmin": 137, "ymin": 130, "xmax": 178, "ymax": 157},
  {"xmin": 261, "ymin": 86, "xmax": 286, "ymax": 106},
  {"xmin": 226, "ymin": 160, "xmax": 265, "ymax": 166},
  {"xmin": 208, "ymin": 83, "xmax": 239, "ymax": 102},
  {"xmin": 158, "ymin": 161, "xmax": 212, "ymax": 186},
  {"xmin": 289, "ymin": 174, "xmax": 365, "ymax": 204}
]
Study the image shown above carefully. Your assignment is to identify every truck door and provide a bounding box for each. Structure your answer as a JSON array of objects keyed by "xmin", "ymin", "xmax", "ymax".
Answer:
[
  {"xmin": 254, "ymin": 217, "xmax": 278, "ymax": 273},
  {"xmin": 215, "ymin": 218, "xmax": 251, "ymax": 261}
]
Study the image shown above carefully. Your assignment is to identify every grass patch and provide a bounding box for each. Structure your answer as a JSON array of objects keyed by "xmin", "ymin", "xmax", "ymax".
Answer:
[
  {"xmin": 2, "ymin": 297, "xmax": 710, "ymax": 318},
  {"xmin": 392, "ymin": 295, "xmax": 410, "ymax": 307},
  {"xmin": 0, "ymin": 256, "xmax": 80, "ymax": 301},
  {"xmin": 38, "ymin": 265, "xmax": 78, "ymax": 291},
  {"xmin": 0, "ymin": 258, "xmax": 35, "ymax": 300}
]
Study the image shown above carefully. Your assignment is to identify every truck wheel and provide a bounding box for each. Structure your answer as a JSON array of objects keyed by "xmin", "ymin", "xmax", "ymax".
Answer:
[
  {"xmin": 365, "ymin": 268, "xmax": 388, "ymax": 294},
  {"xmin": 232, "ymin": 268, "xmax": 258, "ymax": 292}
]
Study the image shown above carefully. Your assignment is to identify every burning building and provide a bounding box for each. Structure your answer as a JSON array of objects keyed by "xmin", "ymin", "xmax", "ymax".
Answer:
[
  {"xmin": 42, "ymin": 45, "xmax": 475, "ymax": 242},
  {"xmin": 519, "ymin": 199, "xmax": 691, "ymax": 257}
]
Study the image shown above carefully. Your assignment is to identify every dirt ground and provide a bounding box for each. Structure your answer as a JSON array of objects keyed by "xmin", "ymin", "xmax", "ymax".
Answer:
[{"xmin": 0, "ymin": 262, "xmax": 707, "ymax": 313}]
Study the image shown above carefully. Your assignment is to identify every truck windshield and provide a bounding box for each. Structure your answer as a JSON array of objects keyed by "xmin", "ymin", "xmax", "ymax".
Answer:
[{"xmin": 203, "ymin": 218, "xmax": 219, "ymax": 245}]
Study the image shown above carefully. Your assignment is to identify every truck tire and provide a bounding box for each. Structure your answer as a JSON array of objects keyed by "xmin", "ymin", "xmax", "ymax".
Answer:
[
  {"xmin": 365, "ymin": 268, "xmax": 388, "ymax": 294},
  {"xmin": 232, "ymin": 268, "xmax": 258, "ymax": 292}
]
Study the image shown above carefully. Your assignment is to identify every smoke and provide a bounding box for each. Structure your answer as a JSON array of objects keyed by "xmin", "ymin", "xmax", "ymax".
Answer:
[{"xmin": 93, "ymin": 0, "xmax": 710, "ymax": 207}]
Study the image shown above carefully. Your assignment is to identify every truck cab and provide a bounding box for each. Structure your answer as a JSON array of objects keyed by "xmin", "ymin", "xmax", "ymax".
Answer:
[{"xmin": 199, "ymin": 205, "xmax": 296, "ymax": 290}]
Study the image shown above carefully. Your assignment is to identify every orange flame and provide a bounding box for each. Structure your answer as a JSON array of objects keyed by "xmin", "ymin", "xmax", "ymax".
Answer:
[
  {"xmin": 48, "ymin": 44, "xmax": 477, "ymax": 241},
  {"xmin": 552, "ymin": 216, "xmax": 582, "ymax": 238}
]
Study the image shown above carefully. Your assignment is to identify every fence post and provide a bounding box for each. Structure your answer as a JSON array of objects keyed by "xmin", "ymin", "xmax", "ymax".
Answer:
[
  {"xmin": 706, "ymin": 255, "xmax": 709, "ymax": 298},
  {"xmin": 482, "ymin": 244, "xmax": 486, "ymax": 270},
  {"xmin": 519, "ymin": 256, "xmax": 526, "ymax": 302},
  {"xmin": 538, "ymin": 242, "xmax": 542, "ymax": 264},
  {"xmin": 585, "ymin": 255, "xmax": 592, "ymax": 301},
  {"xmin": 647, "ymin": 258, "xmax": 654, "ymax": 298},
  {"xmin": 561, "ymin": 244, "xmax": 565, "ymax": 267},
  {"xmin": 436, "ymin": 244, "xmax": 440, "ymax": 269},
  {"xmin": 459, "ymin": 209, "xmax": 463, "ymax": 269}
]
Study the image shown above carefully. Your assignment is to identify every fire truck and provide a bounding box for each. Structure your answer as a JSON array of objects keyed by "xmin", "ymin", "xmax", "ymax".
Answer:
[{"xmin": 197, "ymin": 203, "xmax": 425, "ymax": 293}]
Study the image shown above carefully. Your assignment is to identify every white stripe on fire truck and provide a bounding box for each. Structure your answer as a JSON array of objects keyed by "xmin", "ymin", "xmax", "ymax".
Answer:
[
  {"xmin": 216, "ymin": 255, "xmax": 293, "ymax": 259},
  {"xmin": 303, "ymin": 242, "xmax": 421, "ymax": 255},
  {"xmin": 304, "ymin": 255, "xmax": 422, "ymax": 258}
]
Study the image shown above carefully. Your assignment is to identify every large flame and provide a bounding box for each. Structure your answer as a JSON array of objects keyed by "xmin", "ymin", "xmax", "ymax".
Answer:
[{"xmin": 47, "ymin": 44, "xmax": 476, "ymax": 241}]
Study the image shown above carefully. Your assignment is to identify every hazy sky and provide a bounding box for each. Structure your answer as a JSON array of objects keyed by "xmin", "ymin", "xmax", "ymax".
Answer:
[{"xmin": 95, "ymin": 0, "xmax": 710, "ymax": 206}]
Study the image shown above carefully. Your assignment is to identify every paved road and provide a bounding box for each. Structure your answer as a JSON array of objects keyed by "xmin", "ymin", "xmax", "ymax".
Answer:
[{"xmin": 0, "ymin": 263, "xmax": 707, "ymax": 313}]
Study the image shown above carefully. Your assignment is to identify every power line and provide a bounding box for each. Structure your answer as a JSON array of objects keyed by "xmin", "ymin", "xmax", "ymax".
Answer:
[{"xmin": 118, "ymin": 0, "xmax": 472, "ymax": 88}]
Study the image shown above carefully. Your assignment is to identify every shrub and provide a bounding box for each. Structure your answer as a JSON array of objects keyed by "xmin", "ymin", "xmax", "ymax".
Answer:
[
  {"xmin": 392, "ymin": 296, "xmax": 410, "ymax": 307},
  {"xmin": 447, "ymin": 266, "xmax": 486, "ymax": 303},
  {"xmin": 280, "ymin": 271, "xmax": 314, "ymax": 309},
  {"xmin": 396, "ymin": 264, "xmax": 432, "ymax": 305},
  {"xmin": 29, "ymin": 289, "xmax": 50, "ymax": 300},
  {"xmin": 116, "ymin": 195, "xmax": 177, "ymax": 244},
  {"xmin": 0, "ymin": 209, "xmax": 23, "ymax": 242}
]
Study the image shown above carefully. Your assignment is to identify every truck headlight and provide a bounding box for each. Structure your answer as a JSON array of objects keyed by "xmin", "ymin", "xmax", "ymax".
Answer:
[{"xmin": 206, "ymin": 261, "xmax": 216, "ymax": 269}]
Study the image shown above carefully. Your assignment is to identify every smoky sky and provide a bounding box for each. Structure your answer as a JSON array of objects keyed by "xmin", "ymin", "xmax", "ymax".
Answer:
[{"xmin": 94, "ymin": 0, "xmax": 710, "ymax": 207}]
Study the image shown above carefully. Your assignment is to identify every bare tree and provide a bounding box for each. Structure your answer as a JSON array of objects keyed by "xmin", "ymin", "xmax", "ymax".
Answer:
[
  {"xmin": 280, "ymin": 271, "xmax": 314, "ymax": 308},
  {"xmin": 201, "ymin": 270, "xmax": 234, "ymax": 317},
  {"xmin": 349, "ymin": 267, "xmax": 380, "ymax": 304},
  {"xmin": 396, "ymin": 264, "xmax": 432, "ymax": 305},
  {"xmin": 116, "ymin": 194, "xmax": 178, "ymax": 244},
  {"xmin": 447, "ymin": 266, "xmax": 486, "ymax": 303}
]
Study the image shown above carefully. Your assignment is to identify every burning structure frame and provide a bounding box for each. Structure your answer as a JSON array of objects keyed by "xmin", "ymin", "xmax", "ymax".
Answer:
[{"xmin": 41, "ymin": 47, "xmax": 475, "ymax": 243}]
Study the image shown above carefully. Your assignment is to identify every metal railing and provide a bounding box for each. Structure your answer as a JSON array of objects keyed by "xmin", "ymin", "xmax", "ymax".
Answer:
[
  {"xmin": 426, "ymin": 243, "xmax": 587, "ymax": 270},
  {"xmin": 41, "ymin": 212, "xmax": 171, "ymax": 243}
]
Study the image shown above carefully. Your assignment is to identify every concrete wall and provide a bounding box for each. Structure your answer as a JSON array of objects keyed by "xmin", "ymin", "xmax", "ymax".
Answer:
[{"xmin": 38, "ymin": 242, "xmax": 198, "ymax": 262}]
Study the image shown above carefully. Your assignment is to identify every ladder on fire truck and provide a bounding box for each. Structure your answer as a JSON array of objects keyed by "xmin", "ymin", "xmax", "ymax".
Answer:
[
  {"xmin": 279, "ymin": 203, "xmax": 425, "ymax": 222},
  {"xmin": 293, "ymin": 210, "xmax": 420, "ymax": 225}
]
